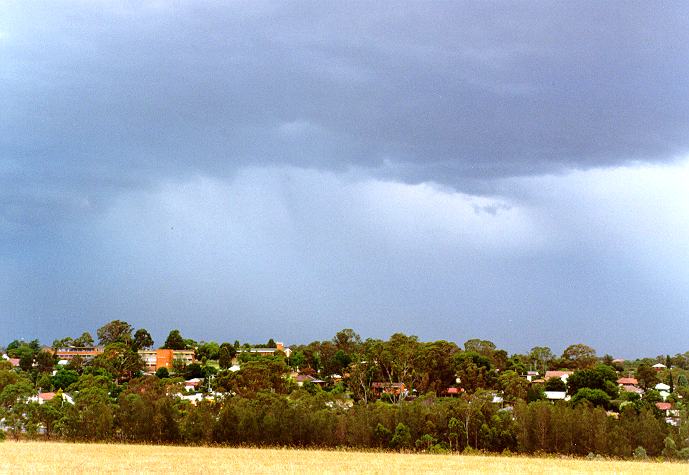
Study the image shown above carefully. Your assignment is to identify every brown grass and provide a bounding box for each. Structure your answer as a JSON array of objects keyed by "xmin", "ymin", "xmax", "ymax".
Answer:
[{"xmin": 0, "ymin": 441, "xmax": 684, "ymax": 474}]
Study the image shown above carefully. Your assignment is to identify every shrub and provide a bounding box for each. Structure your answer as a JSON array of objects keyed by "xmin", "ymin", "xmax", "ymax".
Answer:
[{"xmin": 633, "ymin": 446, "xmax": 647, "ymax": 459}]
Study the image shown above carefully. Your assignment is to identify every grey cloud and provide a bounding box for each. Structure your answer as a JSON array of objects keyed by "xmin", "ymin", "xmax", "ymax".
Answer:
[
  {"xmin": 3, "ymin": 1, "xmax": 689, "ymax": 205},
  {"xmin": 2, "ymin": 2, "xmax": 689, "ymax": 357}
]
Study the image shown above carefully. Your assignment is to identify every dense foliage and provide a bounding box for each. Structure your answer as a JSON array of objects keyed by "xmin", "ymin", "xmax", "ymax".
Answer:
[{"xmin": 1, "ymin": 321, "xmax": 689, "ymax": 460}]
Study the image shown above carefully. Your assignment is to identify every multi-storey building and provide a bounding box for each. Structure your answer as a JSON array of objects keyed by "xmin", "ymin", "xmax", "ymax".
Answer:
[
  {"xmin": 138, "ymin": 348, "xmax": 196, "ymax": 373},
  {"xmin": 54, "ymin": 346, "xmax": 104, "ymax": 362}
]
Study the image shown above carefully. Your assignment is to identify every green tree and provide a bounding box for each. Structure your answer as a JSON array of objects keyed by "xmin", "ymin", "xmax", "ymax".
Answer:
[
  {"xmin": 0, "ymin": 379, "xmax": 34, "ymax": 439},
  {"xmin": 163, "ymin": 330, "xmax": 187, "ymax": 350},
  {"xmin": 374, "ymin": 423, "xmax": 392, "ymax": 448},
  {"xmin": 97, "ymin": 320, "xmax": 133, "ymax": 346},
  {"xmin": 454, "ymin": 352, "xmax": 496, "ymax": 393},
  {"xmin": 218, "ymin": 343, "xmax": 235, "ymax": 369},
  {"xmin": 571, "ymin": 388, "xmax": 611, "ymax": 408},
  {"xmin": 498, "ymin": 370, "xmax": 529, "ymax": 403},
  {"xmin": 417, "ymin": 340, "xmax": 460, "ymax": 394},
  {"xmin": 390, "ymin": 422, "xmax": 412, "ymax": 449},
  {"xmin": 544, "ymin": 377, "xmax": 566, "ymax": 392},
  {"xmin": 196, "ymin": 341, "xmax": 220, "ymax": 361},
  {"xmin": 132, "ymin": 329, "xmax": 154, "ymax": 351},
  {"xmin": 567, "ymin": 365, "xmax": 618, "ymax": 397},
  {"xmin": 93, "ymin": 342, "xmax": 144, "ymax": 382},
  {"xmin": 464, "ymin": 339, "xmax": 497, "ymax": 358},
  {"xmin": 52, "ymin": 368, "xmax": 80, "ymax": 390},
  {"xmin": 35, "ymin": 350, "xmax": 56, "ymax": 373},
  {"xmin": 62, "ymin": 385, "xmax": 113, "ymax": 440},
  {"xmin": 636, "ymin": 363, "xmax": 660, "ymax": 391},
  {"xmin": 33, "ymin": 394, "xmax": 65, "ymax": 439},
  {"xmin": 529, "ymin": 346, "xmax": 555, "ymax": 373},
  {"xmin": 73, "ymin": 332, "xmax": 95, "ymax": 347},
  {"xmin": 155, "ymin": 367, "xmax": 170, "ymax": 379},
  {"xmin": 332, "ymin": 329, "xmax": 362, "ymax": 354},
  {"xmin": 16, "ymin": 345, "xmax": 35, "ymax": 372},
  {"xmin": 561, "ymin": 343, "xmax": 597, "ymax": 370}
]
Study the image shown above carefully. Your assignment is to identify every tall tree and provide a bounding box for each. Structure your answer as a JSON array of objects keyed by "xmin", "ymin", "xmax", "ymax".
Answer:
[
  {"xmin": 529, "ymin": 346, "xmax": 555, "ymax": 373},
  {"xmin": 332, "ymin": 329, "xmax": 362, "ymax": 354},
  {"xmin": 73, "ymin": 332, "xmax": 95, "ymax": 347},
  {"xmin": 35, "ymin": 350, "xmax": 56, "ymax": 373},
  {"xmin": 635, "ymin": 363, "xmax": 660, "ymax": 391},
  {"xmin": 163, "ymin": 330, "xmax": 187, "ymax": 350},
  {"xmin": 97, "ymin": 320, "xmax": 133, "ymax": 346},
  {"xmin": 93, "ymin": 343, "xmax": 144, "ymax": 382},
  {"xmin": 132, "ymin": 329, "xmax": 154, "ymax": 351},
  {"xmin": 464, "ymin": 339, "xmax": 497, "ymax": 358},
  {"xmin": 561, "ymin": 343, "xmax": 597, "ymax": 370}
]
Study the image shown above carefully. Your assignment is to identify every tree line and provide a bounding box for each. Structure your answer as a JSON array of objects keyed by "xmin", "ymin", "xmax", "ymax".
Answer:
[{"xmin": 1, "ymin": 322, "xmax": 688, "ymax": 460}]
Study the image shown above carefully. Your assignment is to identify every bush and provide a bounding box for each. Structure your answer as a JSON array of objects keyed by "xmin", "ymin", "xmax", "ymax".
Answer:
[
  {"xmin": 155, "ymin": 367, "xmax": 170, "ymax": 378},
  {"xmin": 633, "ymin": 446, "xmax": 647, "ymax": 459}
]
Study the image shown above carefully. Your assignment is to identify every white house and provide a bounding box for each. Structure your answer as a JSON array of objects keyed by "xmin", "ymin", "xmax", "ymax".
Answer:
[{"xmin": 544, "ymin": 391, "xmax": 569, "ymax": 401}]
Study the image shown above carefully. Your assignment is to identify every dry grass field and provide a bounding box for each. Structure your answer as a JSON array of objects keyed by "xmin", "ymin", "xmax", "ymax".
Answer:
[{"xmin": 1, "ymin": 441, "xmax": 685, "ymax": 474}]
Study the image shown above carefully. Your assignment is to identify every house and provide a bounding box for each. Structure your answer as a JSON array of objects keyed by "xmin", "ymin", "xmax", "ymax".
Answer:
[
  {"xmin": 184, "ymin": 378, "xmax": 203, "ymax": 391},
  {"xmin": 138, "ymin": 349, "xmax": 196, "ymax": 373},
  {"xmin": 175, "ymin": 392, "xmax": 220, "ymax": 406},
  {"xmin": 236, "ymin": 342, "xmax": 292, "ymax": 359},
  {"xmin": 655, "ymin": 402, "xmax": 681, "ymax": 426},
  {"xmin": 446, "ymin": 387, "xmax": 463, "ymax": 397},
  {"xmin": 652, "ymin": 363, "xmax": 667, "ymax": 371},
  {"xmin": 371, "ymin": 382, "xmax": 407, "ymax": 398},
  {"xmin": 544, "ymin": 371, "xmax": 573, "ymax": 383},
  {"xmin": 28, "ymin": 392, "xmax": 74, "ymax": 405},
  {"xmin": 294, "ymin": 374, "xmax": 326, "ymax": 387},
  {"xmin": 617, "ymin": 377, "xmax": 638, "ymax": 386},
  {"xmin": 621, "ymin": 385, "xmax": 644, "ymax": 394},
  {"xmin": 654, "ymin": 382, "xmax": 671, "ymax": 401},
  {"xmin": 525, "ymin": 371, "xmax": 539, "ymax": 382},
  {"xmin": 544, "ymin": 391, "xmax": 569, "ymax": 401}
]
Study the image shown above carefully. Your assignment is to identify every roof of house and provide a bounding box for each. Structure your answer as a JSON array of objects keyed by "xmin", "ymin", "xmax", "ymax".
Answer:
[
  {"xmin": 8, "ymin": 358, "xmax": 20, "ymax": 367},
  {"xmin": 371, "ymin": 382, "xmax": 405, "ymax": 388},
  {"xmin": 447, "ymin": 387, "xmax": 460, "ymax": 394},
  {"xmin": 656, "ymin": 402, "xmax": 672, "ymax": 411},
  {"xmin": 652, "ymin": 363, "xmax": 667, "ymax": 368},
  {"xmin": 622, "ymin": 385, "xmax": 644, "ymax": 394},
  {"xmin": 544, "ymin": 371, "xmax": 572, "ymax": 380},
  {"xmin": 617, "ymin": 377, "xmax": 638, "ymax": 385},
  {"xmin": 655, "ymin": 382, "xmax": 671, "ymax": 391},
  {"xmin": 295, "ymin": 374, "xmax": 316, "ymax": 383},
  {"xmin": 38, "ymin": 392, "xmax": 57, "ymax": 401}
]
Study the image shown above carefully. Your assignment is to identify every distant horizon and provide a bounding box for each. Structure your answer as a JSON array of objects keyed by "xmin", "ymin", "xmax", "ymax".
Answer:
[{"xmin": 4, "ymin": 321, "xmax": 681, "ymax": 362}]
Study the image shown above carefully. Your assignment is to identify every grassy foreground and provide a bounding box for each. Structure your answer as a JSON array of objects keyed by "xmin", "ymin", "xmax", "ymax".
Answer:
[{"xmin": 1, "ymin": 441, "xmax": 685, "ymax": 474}]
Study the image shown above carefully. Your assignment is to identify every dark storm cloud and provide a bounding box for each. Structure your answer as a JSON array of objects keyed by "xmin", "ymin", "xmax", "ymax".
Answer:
[
  {"xmin": 2, "ymin": 1, "xmax": 689, "ymax": 205},
  {"xmin": 2, "ymin": 2, "xmax": 689, "ymax": 357}
]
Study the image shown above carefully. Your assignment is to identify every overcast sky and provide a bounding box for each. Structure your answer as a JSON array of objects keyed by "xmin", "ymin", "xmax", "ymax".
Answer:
[{"xmin": 2, "ymin": 1, "xmax": 688, "ymax": 357}]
